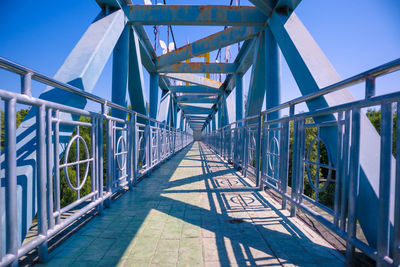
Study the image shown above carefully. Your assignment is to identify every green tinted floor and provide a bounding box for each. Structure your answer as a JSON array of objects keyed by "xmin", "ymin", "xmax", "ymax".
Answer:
[{"xmin": 38, "ymin": 142, "xmax": 345, "ymax": 267}]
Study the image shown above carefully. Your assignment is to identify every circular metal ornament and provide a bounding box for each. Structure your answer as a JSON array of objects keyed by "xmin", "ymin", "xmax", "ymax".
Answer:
[
  {"xmin": 248, "ymin": 134, "xmax": 256, "ymax": 162},
  {"xmin": 305, "ymin": 137, "xmax": 333, "ymax": 192},
  {"xmin": 63, "ymin": 135, "xmax": 90, "ymax": 191},
  {"xmin": 268, "ymin": 136, "xmax": 280, "ymax": 174},
  {"xmin": 116, "ymin": 135, "xmax": 127, "ymax": 171},
  {"xmin": 139, "ymin": 134, "xmax": 146, "ymax": 165}
]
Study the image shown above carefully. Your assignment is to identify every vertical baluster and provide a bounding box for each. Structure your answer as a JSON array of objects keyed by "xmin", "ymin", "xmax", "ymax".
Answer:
[
  {"xmin": 132, "ymin": 114, "xmax": 137, "ymax": 186},
  {"xmin": 157, "ymin": 123, "xmax": 161, "ymax": 164},
  {"xmin": 334, "ymin": 112, "xmax": 343, "ymax": 226},
  {"xmin": 290, "ymin": 119, "xmax": 299, "ymax": 217},
  {"xmin": 54, "ymin": 110, "xmax": 61, "ymax": 224},
  {"xmin": 46, "ymin": 108, "xmax": 54, "ymax": 230},
  {"xmin": 255, "ymin": 114, "xmax": 263, "ymax": 188},
  {"xmin": 37, "ymin": 105, "xmax": 48, "ymax": 262},
  {"xmin": 340, "ymin": 110, "xmax": 351, "ymax": 231},
  {"xmin": 91, "ymin": 118, "xmax": 96, "ymax": 200},
  {"xmin": 394, "ymin": 101, "xmax": 400, "ymax": 266},
  {"xmin": 106, "ymin": 115, "xmax": 112, "ymax": 207},
  {"xmin": 242, "ymin": 128, "xmax": 247, "ymax": 175},
  {"xmin": 297, "ymin": 119, "xmax": 306, "ymax": 204},
  {"xmin": 279, "ymin": 119, "xmax": 290, "ymax": 210},
  {"xmin": 98, "ymin": 116, "xmax": 104, "ymax": 213},
  {"xmin": 127, "ymin": 116, "xmax": 132, "ymax": 188},
  {"xmin": 76, "ymin": 126, "xmax": 80, "ymax": 199},
  {"xmin": 346, "ymin": 107, "xmax": 361, "ymax": 265},
  {"xmin": 315, "ymin": 127, "xmax": 321, "ymax": 203},
  {"xmin": 377, "ymin": 102, "xmax": 392, "ymax": 267},
  {"xmin": 146, "ymin": 124, "xmax": 150, "ymax": 169},
  {"xmin": 5, "ymin": 98, "xmax": 18, "ymax": 266}
]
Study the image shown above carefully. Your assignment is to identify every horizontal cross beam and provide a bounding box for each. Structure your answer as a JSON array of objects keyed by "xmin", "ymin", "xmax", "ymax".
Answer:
[
  {"xmin": 169, "ymin": 85, "xmax": 221, "ymax": 94},
  {"xmin": 179, "ymin": 105, "xmax": 212, "ymax": 114},
  {"xmin": 161, "ymin": 73, "xmax": 222, "ymax": 89},
  {"xmin": 159, "ymin": 63, "xmax": 237, "ymax": 73},
  {"xmin": 185, "ymin": 115, "xmax": 209, "ymax": 119},
  {"xmin": 176, "ymin": 94, "xmax": 216, "ymax": 101},
  {"xmin": 178, "ymin": 98, "xmax": 216, "ymax": 104},
  {"xmin": 157, "ymin": 26, "xmax": 262, "ymax": 68},
  {"xmin": 125, "ymin": 5, "xmax": 267, "ymax": 26}
]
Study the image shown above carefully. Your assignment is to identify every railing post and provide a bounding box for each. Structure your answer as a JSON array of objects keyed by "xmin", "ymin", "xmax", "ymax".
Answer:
[
  {"xmin": 290, "ymin": 119, "xmax": 299, "ymax": 217},
  {"xmin": 90, "ymin": 118, "xmax": 96, "ymax": 201},
  {"xmin": 98, "ymin": 110, "xmax": 105, "ymax": 213},
  {"xmin": 340, "ymin": 110, "xmax": 351, "ymax": 231},
  {"xmin": 255, "ymin": 114, "xmax": 263, "ymax": 188},
  {"xmin": 147, "ymin": 124, "xmax": 152, "ymax": 169},
  {"xmin": 37, "ymin": 104, "xmax": 48, "ymax": 262},
  {"xmin": 132, "ymin": 114, "xmax": 138, "ymax": 185},
  {"xmin": 54, "ymin": 110, "xmax": 61, "ymax": 223},
  {"xmin": 105, "ymin": 108, "xmax": 113, "ymax": 207},
  {"xmin": 346, "ymin": 107, "xmax": 361, "ymax": 265},
  {"xmin": 394, "ymin": 102, "xmax": 400, "ymax": 267},
  {"xmin": 243, "ymin": 127, "xmax": 248, "ymax": 177},
  {"xmin": 279, "ymin": 119, "xmax": 290, "ymax": 210},
  {"xmin": 5, "ymin": 98, "xmax": 18, "ymax": 267},
  {"xmin": 127, "ymin": 114, "xmax": 133, "ymax": 189},
  {"xmin": 377, "ymin": 102, "xmax": 392, "ymax": 267},
  {"xmin": 157, "ymin": 123, "xmax": 161, "ymax": 163},
  {"xmin": 21, "ymin": 71, "xmax": 33, "ymax": 97},
  {"xmin": 46, "ymin": 108, "xmax": 54, "ymax": 230}
]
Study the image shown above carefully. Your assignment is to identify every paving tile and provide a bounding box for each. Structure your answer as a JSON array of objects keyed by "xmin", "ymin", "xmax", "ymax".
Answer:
[{"xmin": 43, "ymin": 143, "xmax": 345, "ymax": 267}]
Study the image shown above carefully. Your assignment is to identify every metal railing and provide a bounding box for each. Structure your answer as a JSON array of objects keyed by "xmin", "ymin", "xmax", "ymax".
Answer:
[
  {"xmin": 204, "ymin": 58, "xmax": 400, "ymax": 266},
  {"xmin": 0, "ymin": 57, "xmax": 192, "ymax": 266}
]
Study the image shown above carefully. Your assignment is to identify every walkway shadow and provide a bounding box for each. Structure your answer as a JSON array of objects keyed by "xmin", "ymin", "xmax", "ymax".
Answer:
[{"xmin": 40, "ymin": 142, "xmax": 344, "ymax": 266}]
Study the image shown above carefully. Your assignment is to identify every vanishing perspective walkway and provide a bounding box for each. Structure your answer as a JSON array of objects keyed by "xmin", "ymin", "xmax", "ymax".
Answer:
[{"xmin": 38, "ymin": 142, "xmax": 345, "ymax": 267}]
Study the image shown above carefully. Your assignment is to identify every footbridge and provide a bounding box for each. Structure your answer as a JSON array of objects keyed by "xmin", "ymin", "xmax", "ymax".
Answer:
[{"xmin": 0, "ymin": 1, "xmax": 399, "ymax": 266}]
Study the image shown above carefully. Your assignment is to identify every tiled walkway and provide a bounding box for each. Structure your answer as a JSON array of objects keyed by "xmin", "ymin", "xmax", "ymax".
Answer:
[{"xmin": 39, "ymin": 142, "xmax": 345, "ymax": 267}]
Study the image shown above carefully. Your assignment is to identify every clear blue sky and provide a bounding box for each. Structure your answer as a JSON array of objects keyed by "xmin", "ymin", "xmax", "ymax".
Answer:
[{"xmin": 0, "ymin": 0, "xmax": 399, "ymax": 114}]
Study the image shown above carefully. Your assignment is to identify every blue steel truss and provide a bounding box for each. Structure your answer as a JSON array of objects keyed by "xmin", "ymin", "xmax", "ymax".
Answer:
[{"xmin": 0, "ymin": 0, "xmax": 399, "ymax": 266}]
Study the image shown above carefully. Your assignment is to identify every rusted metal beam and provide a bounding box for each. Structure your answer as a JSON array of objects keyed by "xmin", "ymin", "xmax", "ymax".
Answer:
[
  {"xmin": 161, "ymin": 73, "xmax": 222, "ymax": 89},
  {"xmin": 157, "ymin": 26, "xmax": 262, "ymax": 68},
  {"xmin": 159, "ymin": 62, "xmax": 237, "ymax": 73},
  {"xmin": 125, "ymin": 5, "xmax": 267, "ymax": 26}
]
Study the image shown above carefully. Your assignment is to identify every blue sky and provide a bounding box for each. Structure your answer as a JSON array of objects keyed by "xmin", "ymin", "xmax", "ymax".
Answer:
[{"xmin": 0, "ymin": 0, "xmax": 399, "ymax": 115}]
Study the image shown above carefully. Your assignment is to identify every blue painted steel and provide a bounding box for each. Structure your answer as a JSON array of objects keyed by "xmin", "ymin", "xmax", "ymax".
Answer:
[
  {"xmin": 248, "ymin": 0, "xmax": 273, "ymax": 15},
  {"xmin": 179, "ymin": 105, "xmax": 212, "ymax": 114},
  {"xmin": 112, "ymin": 25, "xmax": 129, "ymax": 120},
  {"xmin": 204, "ymin": 57, "xmax": 400, "ymax": 265},
  {"xmin": 245, "ymin": 31, "xmax": 267, "ymax": 117},
  {"xmin": 265, "ymin": 26, "xmax": 280, "ymax": 121},
  {"xmin": 269, "ymin": 11, "xmax": 396, "ymax": 247},
  {"xmin": 161, "ymin": 73, "xmax": 222, "ymax": 89},
  {"xmin": 128, "ymin": 28, "xmax": 148, "ymax": 116},
  {"xmin": 149, "ymin": 72, "xmax": 159, "ymax": 120},
  {"xmin": 212, "ymin": 116, "xmax": 216, "ymax": 131},
  {"xmin": 169, "ymin": 86, "xmax": 220, "ymax": 94},
  {"xmin": 157, "ymin": 26, "xmax": 262, "ymax": 68},
  {"xmin": 124, "ymin": 5, "xmax": 267, "ymax": 26},
  {"xmin": 218, "ymin": 96, "xmax": 229, "ymax": 129},
  {"xmin": 159, "ymin": 63, "xmax": 237, "ymax": 74},
  {"xmin": 0, "ymin": 10, "xmax": 125, "ymax": 249},
  {"xmin": 176, "ymin": 95, "xmax": 216, "ymax": 102},
  {"xmin": 235, "ymin": 73, "xmax": 243, "ymax": 122}
]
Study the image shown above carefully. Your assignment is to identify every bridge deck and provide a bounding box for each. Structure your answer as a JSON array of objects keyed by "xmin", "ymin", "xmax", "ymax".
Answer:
[{"xmin": 39, "ymin": 142, "xmax": 345, "ymax": 267}]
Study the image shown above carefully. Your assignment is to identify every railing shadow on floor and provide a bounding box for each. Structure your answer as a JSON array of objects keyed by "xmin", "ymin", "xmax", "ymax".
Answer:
[{"xmin": 38, "ymin": 141, "xmax": 345, "ymax": 266}]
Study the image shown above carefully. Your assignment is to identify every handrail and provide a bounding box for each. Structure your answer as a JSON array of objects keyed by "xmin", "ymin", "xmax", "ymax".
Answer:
[
  {"xmin": 203, "ymin": 58, "xmax": 400, "ymax": 267},
  {"xmin": 0, "ymin": 57, "xmax": 189, "ymax": 132},
  {"xmin": 261, "ymin": 58, "xmax": 400, "ymax": 116}
]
